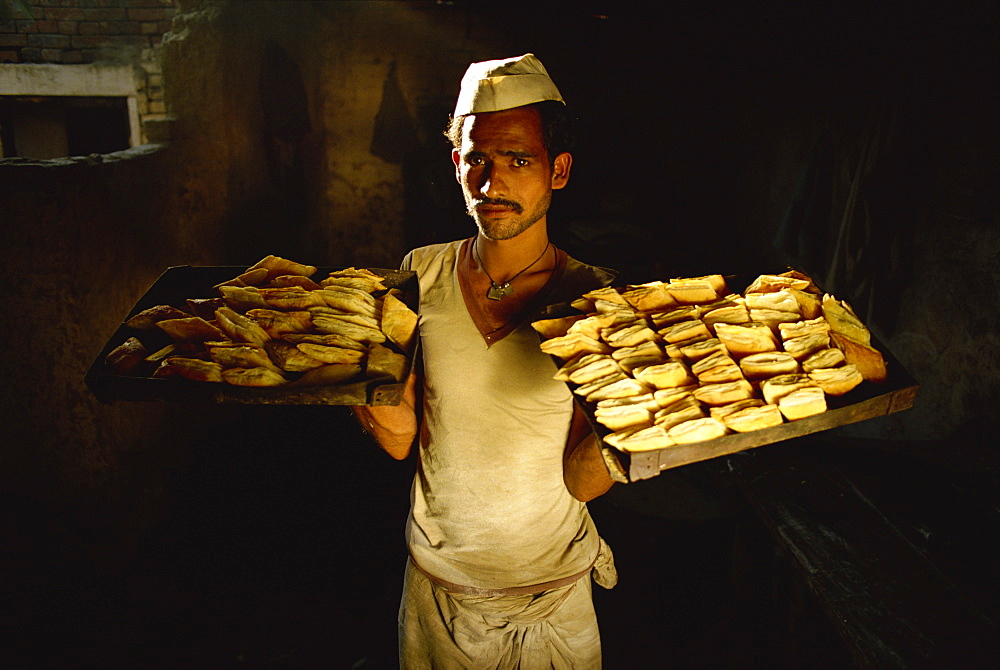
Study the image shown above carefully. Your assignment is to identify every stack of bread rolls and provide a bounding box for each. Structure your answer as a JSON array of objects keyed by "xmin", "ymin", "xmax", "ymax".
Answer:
[
  {"xmin": 104, "ymin": 256, "xmax": 417, "ymax": 389},
  {"xmin": 534, "ymin": 270, "xmax": 886, "ymax": 453}
]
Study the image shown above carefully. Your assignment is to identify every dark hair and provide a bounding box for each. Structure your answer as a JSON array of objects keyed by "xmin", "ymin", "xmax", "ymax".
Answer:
[{"xmin": 444, "ymin": 100, "xmax": 578, "ymax": 165}]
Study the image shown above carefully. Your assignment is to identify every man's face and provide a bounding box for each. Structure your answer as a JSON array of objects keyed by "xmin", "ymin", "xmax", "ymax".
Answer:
[{"xmin": 452, "ymin": 106, "xmax": 571, "ymax": 241}]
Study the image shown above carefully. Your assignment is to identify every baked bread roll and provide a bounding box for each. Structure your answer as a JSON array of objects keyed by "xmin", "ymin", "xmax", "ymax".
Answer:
[
  {"xmin": 679, "ymin": 337, "xmax": 727, "ymax": 361},
  {"xmin": 822, "ymin": 294, "xmax": 871, "ymax": 345},
  {"xmin": 788, "ymin": 288, "xmax": 823, "ymax": 319},
  {"xmin": 208, "ymin": 344, "xmax": 283, "ymax": 374},
  {"xmin": 692, "ymin": 379, "xmax": 754, "ymax": 406},
  {"xmin": 691, "ymin": 350, "xmax": 737, "ymax": 377},
  {"xmin": 633, "ymin": 360, "xmax": 696, "ymax": 389},
  {"xmin": 603, "ymin": 322, "xmax": 659, "ymax": 348},
  {"xmin": 245, "ymin": 309, "xmax": 314, "ymax": 338},
  {"xmin": 750, "ymin": 308, "xmax": 802, "ymax": 332},
  {"xmin": 567, "ymin": 356, "xmax": 623, "ymax": 385},
  {"xmin": 660, "ymin": 319, "xmax": 711, "ymax": 344},
  {"xmin": 126, "ymin": 304, "xmax": 192, "ymax": 330},
  {"xmin": 745, "ymin": 289, "xmax": 801, "ymax": 314},
  {"xmin": 259, "ymin": 287, "xmax": 328, "ymax": 310},
  {"xmin": 781, "ymin": 331, "xmax": 831, "ymax": 361},
  {"xmin": 586, "ymin": 377, "xmax": 652, "ymax": 402},
  {"xmin": 652, "ymin": 387, "xmax": 696, "ymax": 409},
  {"xmin": 213, "ymin": 267, "xmax": 269, "ymax": 290},
  {"xmin": 620, "ymin": 282, "xmax": 678, "ymax": 312},
  {"xmin": 538, "ymin": 333, "xmax": 612, "ymax": 360},
  {"xmin": 595, "ymin": 404, "xmax": 654, "ymax": 432},
  {"xmin": 567, "ymin": 313, "xmax": 620, "ymax": 340},
  {"xmin": 367, "ymin": 342, "xmax": 408, "ymax": 382},
  {"xmin": 709, "ymin": 398, "xmax": 765, "ymax": 420},
  {"xmin": 778, "ymin": 316, "xmax": 831, "ymax": 341},
  {"xmin": 217, "ymin": 285, "xmax": 270, "ymax": 311},
  {"xmin": 153, "ymin": 357, "xmax": 224, "ymax": 382},
  {"xmin": 653, "ymin": 396, "xmax": 706, "ymax": 429},
  {"xmin": 531, "ymin": 314, "xmax": 587, "ymax": 340},
  {"xmin": 667, "ymin": 277, "xmax": 721, "ymax": 305},
  {"xmin": 265, "ymin": 341, "xmax": 327, "ymax": 372},
  {"xmin": 801, "ymin": 347, "xmax": 846, "ymax": 372},
  {"xmin": 649, "ymin": 306, "xmax": 701, "ymax": 328},
  {"xmin": 246, "ymin": 254, "xmax": 318, "ymax": 282},
  {"xmin": 760, "ymin": 373, "xmax": 814, "ymax": 404},
  {"xmin": 667, "ymin": 417, "xmax": 728, "ymax": 444},
  {"xmin": 381, "ymin": 292, "xmax": 419, "ymax": 355},
  {"xmin": 701, "ymin": 304, "xmax": 751, "ymax": 332},
  {"xmin": 830, "ymin": 332, "xmax": 888, "ymax": 382},
  {"xmin": 739, "ymin": 352, "xmax": 800, "ymax": 380},
  {"xmin": 777, "ymin": 386, "xmax": 827, "ymax": 420},
  {"xmin": 269, "ymin": 274, "xmax": 323, "ymax": 291},
  {"xmin": 610, "ymin": 424, "xmax": 675, "ymax": 452},
  {"xmin": 744, "ymin": 272, "xmax": 812, "ymax": 294},
  {"xmin": 157, "ymin": 316, "xmax": 228, "ymax": 343},
  {"xmin": 714, "ymin": 322, "xmax": 778, "ymax": 357},
  {"xmin": 808, "ymin": 363, "xmax": 864, "ymax": 396},
  {"xmin": 105, "ymin": 336, "xmax": 149, "ymax": 374},
  {"xmin": 722, "ymin": 404, "xmax": 784, "ymax": 433},
  {"xmin": 297, "ymin": 343, "xmax": 366, "ymax": 365},
  {"xmin": 597, "ymin": 393, "xmax": 661, "ymax": 412}
]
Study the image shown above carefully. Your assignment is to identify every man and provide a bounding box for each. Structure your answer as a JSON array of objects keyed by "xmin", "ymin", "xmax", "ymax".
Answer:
[{"xmin": 354, "ymin": 54, "xmax": 618, "ymax": 669}]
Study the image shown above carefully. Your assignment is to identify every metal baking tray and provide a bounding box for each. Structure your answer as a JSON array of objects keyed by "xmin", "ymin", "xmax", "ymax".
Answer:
[
  {"xmin": 550, "ymin": 271, "xmax": 920, "ymax": 482},
  {"xmin": 85, "ymin": 265, "xmax": 417, "ymax": 406}
]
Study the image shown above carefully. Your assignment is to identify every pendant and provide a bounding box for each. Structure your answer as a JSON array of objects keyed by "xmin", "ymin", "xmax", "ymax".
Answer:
[{"xmin": 487, "ymin": 282, "xmax": 514, "ymax": 301}]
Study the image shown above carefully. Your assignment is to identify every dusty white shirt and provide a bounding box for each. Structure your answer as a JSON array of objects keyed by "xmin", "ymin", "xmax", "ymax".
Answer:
[{"xmin": 401, "ymin": 238, "xmax": 612, "ymax": 589}]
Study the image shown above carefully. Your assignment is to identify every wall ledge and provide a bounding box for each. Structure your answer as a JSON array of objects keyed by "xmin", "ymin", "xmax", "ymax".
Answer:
[{"xmin": 0, "ymin": 143, "xmax": 167, "ymax": 168}]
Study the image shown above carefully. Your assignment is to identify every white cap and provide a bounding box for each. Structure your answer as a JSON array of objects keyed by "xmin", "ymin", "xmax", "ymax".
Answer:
[{"xmin": 453, "ymin": 53, "xmax": 565, "ymax": 117}]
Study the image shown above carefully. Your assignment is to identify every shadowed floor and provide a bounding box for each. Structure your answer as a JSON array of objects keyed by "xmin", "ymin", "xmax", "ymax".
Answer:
[{"xmin": 4, "ymin": 405, "xmax": 852, "ymax": 669}]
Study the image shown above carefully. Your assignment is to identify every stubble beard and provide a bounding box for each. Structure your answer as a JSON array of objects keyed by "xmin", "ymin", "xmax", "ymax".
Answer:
[{"xmin": 465, "ymin": 192, "xmax": 552, "ymax": 241}]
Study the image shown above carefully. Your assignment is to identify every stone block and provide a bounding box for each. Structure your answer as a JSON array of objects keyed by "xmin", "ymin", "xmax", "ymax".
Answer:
[
  {"xmin": 15, "ymin": 19, "xmax": 38, "ymax": 33},
  {"xmin": 44, "ymin": 8, "xmax": 87, "ymax": 22},
  {"xmin": 58, "ymin": 21, "xmax": 79, "ymax": 34},
  {"xmin": 0, "ymin": 34, "xmax": 28, "ymax": 48},
  {"xmin": 27, "ymin": 33, "xmax": 72, "ymax": 49},
  {"xmin": 41, "ymin": 48, "xmax": 64, "ymax": 63},
  {"xmin": 78, "ymin": 22, "xmax": 100, "ymax": 35},
  {"xmin": 0, "ymin": 50, "xmax": 19, "ymax": 63},
  {"xmin": 127, "ymin": 9, "xmax": 166, "ymax": 23},
  {"xmin": 83, "ymin": 8, "xmax": 128, "ymax": 22}
]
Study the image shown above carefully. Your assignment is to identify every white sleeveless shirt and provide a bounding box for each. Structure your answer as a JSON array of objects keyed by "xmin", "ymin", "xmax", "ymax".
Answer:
[{"xmin": 401, "ymin": 238, "xmax": 613, "ymax": 589}]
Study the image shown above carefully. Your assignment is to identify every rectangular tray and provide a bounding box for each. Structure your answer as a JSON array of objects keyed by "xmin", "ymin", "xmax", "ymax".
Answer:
[
  {"xmin": 85, "ymin": 265, "xmax": 417, "ymax": 406},
  {"xmin": 595, "ymin": 344, "xmax": 918, "ymax": 483},
  {"xmin": 557, "ymin": 271, "xmax": 920, "ymax": 482}
]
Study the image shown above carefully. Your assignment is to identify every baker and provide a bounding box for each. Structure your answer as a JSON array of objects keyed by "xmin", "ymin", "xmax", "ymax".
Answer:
[{"xmin": 353, "ymin": 53, "xmax": 618, "ymax": 669}]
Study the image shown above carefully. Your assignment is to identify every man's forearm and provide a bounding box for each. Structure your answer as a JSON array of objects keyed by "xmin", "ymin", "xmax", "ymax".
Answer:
[
  {"xmin": 352, "ymin": 368, "xmax": 420, "ymax": 460},
  {"xmin": 563, "ymin": 406, "xmax": 614, "ymax": 502},
  {"xmin": 352, "ymin": 403, "xmax": 417, "ymax": 460}
]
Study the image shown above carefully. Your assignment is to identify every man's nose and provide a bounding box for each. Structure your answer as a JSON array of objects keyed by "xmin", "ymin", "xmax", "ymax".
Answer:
[{"xmin": 477, "ymin": 164, "xmax": 507, "ymax": 197}]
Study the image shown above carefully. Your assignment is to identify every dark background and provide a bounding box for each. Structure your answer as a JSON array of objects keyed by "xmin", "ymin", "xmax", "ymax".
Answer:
[{"xmin": 1, "ymin": 1, "xmax": 996, "ymax": 667}]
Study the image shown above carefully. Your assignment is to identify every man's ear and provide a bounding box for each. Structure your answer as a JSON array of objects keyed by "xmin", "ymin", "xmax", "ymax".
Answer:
[
  {"xmin": 451, "ymin": 149, "xmax": 462, "ymax": 183},
  {"xmin": 551, "ymin": 152, "xmax": 572, "ymax": 190}
]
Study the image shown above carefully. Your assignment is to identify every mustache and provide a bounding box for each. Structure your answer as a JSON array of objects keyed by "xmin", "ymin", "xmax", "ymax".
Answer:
[{"xmin": 470, "ymin": 197, "xmax": 523, "ymax": 214}]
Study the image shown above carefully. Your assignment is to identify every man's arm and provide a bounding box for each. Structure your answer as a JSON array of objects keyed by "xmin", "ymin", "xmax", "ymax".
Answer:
[
  {"xmin": 563, "ymin": 403, "xmax": 614, "ymax": 502},
  {"xmin": 352, "ymin": 368, "xmax": 420, "ymax": 460}
]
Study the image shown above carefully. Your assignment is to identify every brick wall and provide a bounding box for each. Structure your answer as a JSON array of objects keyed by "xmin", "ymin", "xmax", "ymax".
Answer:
[{"xmin": 0, "ymin": 0, "xmax": 176, "ymax": 65}]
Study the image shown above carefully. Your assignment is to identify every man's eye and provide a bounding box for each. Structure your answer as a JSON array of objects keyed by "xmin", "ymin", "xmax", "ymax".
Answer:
[
  {"xmin": 467, "ymin": 156, "xmax": 485, "ymax": 166},
  {"xmin": 512, "ymin": 158, "xmax": 529, "ymax": 167}
]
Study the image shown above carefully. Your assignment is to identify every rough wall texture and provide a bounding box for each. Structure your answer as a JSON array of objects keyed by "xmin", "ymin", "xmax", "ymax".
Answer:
[
  {"xmin": 0, "ymin": 0, "xmax": 175, "ymax": 64},
  {"xmin": 0, "ymin": 0, "xmax": 995, "ymax": 584}
]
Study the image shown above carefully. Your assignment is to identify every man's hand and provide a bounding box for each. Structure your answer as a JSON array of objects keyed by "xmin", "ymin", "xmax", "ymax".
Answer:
[
  {"xmin": 352, "ymin": 368, "xmax": 420, "ymax": 460},
  {"xmin": 563, "ymin": 404, "xmax": 614, "ymax": 502}
]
